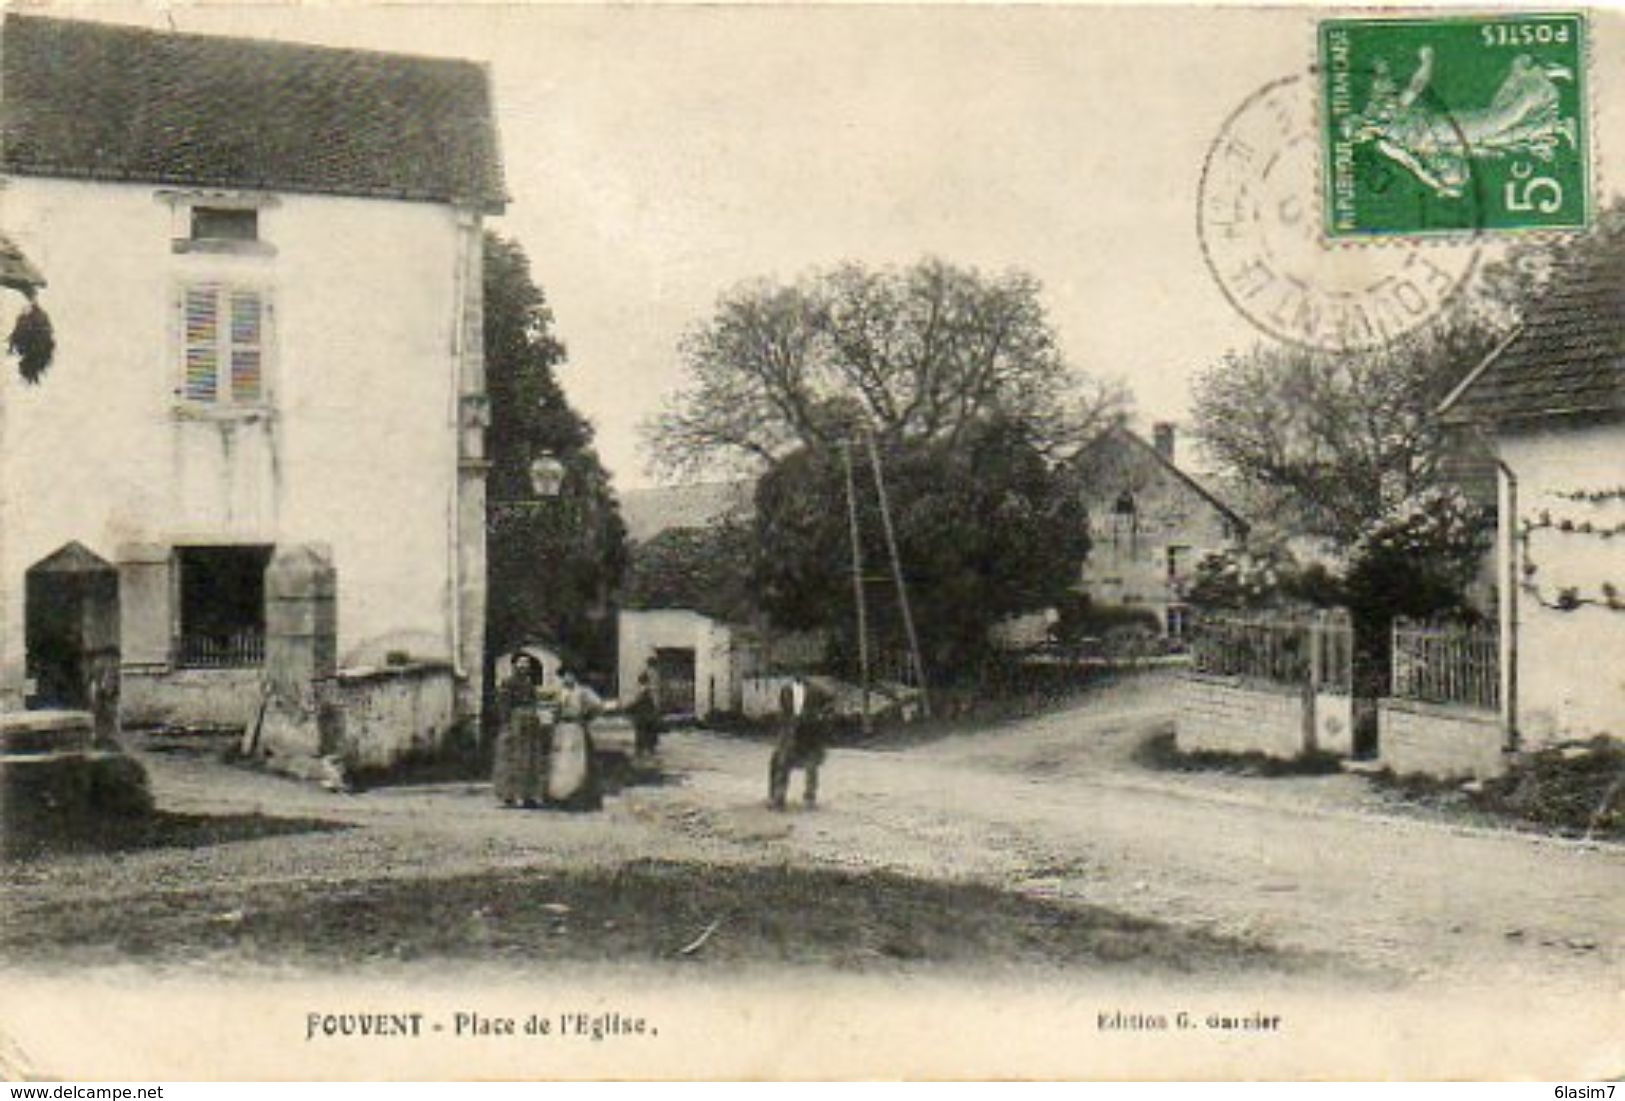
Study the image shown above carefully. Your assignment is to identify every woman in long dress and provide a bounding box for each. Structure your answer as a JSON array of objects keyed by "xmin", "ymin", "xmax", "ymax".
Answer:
[
  {"xmin": 493, "ymin": 654, "xmax": 550, "ymax": 807},
  {"xmin": 547, "ymin": 669, "xmax": 605, "ymax": 812}
]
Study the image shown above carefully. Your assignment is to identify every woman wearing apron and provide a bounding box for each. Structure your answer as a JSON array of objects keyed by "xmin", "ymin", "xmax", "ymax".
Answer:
[{"xmin": 547, "ymin": 669, "xmax": 605, "ymax": 811}]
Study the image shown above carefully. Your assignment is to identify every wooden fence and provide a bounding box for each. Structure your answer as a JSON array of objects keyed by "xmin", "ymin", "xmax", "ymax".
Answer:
[
  {"xmin": 1190, "ymin": 610, "xmax": 1353, "ymax": 692},
  {"xmin": 1390, "ymin": 619, "xmax": 1499, "ymax": 712}
]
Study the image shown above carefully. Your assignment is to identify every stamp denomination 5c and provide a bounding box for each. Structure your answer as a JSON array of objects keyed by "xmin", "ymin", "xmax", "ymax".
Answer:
[{"xmin": 1321, "ymin": 12, "xmax": 1589, "ymax": 237}]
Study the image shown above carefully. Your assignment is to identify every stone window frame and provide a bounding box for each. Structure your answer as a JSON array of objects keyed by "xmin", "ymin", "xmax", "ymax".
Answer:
[{"xmin": 160, "ymin": 190, "xmax": 279, "ymax": 258}]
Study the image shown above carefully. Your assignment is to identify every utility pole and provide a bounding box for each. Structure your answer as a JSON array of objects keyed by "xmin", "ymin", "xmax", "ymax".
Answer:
[
  {"xmin": 864, "ymin": 432, "xmax": 931, "ymax": 719},
  {"xmin": 840, "ymin": 440, "xmax": 872, "ymax": 734}
]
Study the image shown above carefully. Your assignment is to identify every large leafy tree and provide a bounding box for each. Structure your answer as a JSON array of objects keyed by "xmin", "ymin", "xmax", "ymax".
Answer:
[
  {"xmin": 647, "ymin": 258, "xmax": 1128, "ymax": 474},
  {"xmin": 484, "ymin": 233, "xmax": 628, "ymax": 681},
  {"xmin": 1192, "ymin": 318, "xmax": 1499, "ymax": 549},
  {"xmin": 753, "ymin": 419, "xmax": 1090, "ymax": 676}
]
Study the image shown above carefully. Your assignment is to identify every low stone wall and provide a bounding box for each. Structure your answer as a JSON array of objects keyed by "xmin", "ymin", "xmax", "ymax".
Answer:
[
  {"xmin": 326, "ymin": 662, "xmax": 457, "ymax": 770},
  {"xmin": 1, "ymin": 710, "xmax": 152, "ymax": 854},
  {"xmin": 1379, "ymin": 699, "xmax": 1507, "ymax": 780},
  {"xmin": 1177, "ymin": 674, "xmax": 1308, "ymax": 758},
  {"xmin": 121, "ymin": 666, "xmax": 262, "ymax": 728}
]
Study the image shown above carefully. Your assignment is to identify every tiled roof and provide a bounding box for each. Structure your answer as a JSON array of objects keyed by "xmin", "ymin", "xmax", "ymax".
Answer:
[
  {"xmin": 620, "ymin": 480, "xmax": 756, "ymax": 544},
  {"xmin": 1441, "ymin": 226, "xmax": 1625, "ymax": 425},
  {"xmin": 0, "ymin": 14, "xmax": 505, "ymax": 210}
]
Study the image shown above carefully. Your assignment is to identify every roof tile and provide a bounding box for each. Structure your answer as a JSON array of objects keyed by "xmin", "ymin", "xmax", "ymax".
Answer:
[
  {"xmin": 0, "ymin": 14, "xmax": 505, "ymax": 210},
  {"xmin": 1446, "ymin": 229, "xmax": 1625, "ymax": 424}
]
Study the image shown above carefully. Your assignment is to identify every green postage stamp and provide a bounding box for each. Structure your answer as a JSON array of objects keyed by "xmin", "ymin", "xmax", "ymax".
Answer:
[{"xmin": 1320, "ymin": 12, "xmax": 1589, "ymax": 237}]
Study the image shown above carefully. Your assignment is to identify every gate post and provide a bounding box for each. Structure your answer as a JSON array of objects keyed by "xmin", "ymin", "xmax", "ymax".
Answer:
[
  {"xmin": 1303, "ymin": 612, "xmax": 1324, "ymax": 754},
  {"xmin": 255, "ymin": 544, "xmax": 338, "ymax": 759}
]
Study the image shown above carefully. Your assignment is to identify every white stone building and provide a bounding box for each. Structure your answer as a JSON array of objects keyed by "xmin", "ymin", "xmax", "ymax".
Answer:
[
  {"xmin": 1067, "ymin": 423, "xmax": 1249, "ymax": 638},
  {"xmin": 0, "ymin": 15, "xmax": 503, "ymax": 743},
  {"xmin": 1440, "ymin": 228, "xmax": 1625, "ymax": 745}
]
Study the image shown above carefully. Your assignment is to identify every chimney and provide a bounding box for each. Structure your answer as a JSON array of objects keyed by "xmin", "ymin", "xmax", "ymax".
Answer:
[{"xmin": 1152, "ymin": 422, "xmax": 1176, "ymax": 463}]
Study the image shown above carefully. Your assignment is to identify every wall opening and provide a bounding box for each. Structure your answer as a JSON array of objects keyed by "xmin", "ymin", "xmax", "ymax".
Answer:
[
  {"xmin": 176, "ymin": 545, "xmax": 274, "ymax": 668},
  {"xmin": 25, "ymin": 542, "xmax": 120, "ymax": 710},
  {"xmin": 652, "ymin": 646, "xmax": 696, "ymax": 715}
]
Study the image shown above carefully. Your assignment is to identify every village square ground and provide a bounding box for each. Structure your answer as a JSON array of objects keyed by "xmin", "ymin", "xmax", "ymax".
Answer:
[
  {"xmin": 0, "ymin": 673, "xmax": 1621, "ymax": 1077},
  {"xmin": 0, "ymin": 672, "xmax": 1618, "ymax": 1078}
]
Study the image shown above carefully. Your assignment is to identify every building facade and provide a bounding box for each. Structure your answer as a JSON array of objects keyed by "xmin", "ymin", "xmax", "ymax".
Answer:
[
  {"xmin": 1068, "ymin": 424, "xmax": 1248, "ymax": 637},
  {"xmin": 0, "ymin": 16, "xmax": 503, "ymax": 740},
  {"xmin": 1440, "ymin": 228, "xmax": 1625, "ymax": 745}
]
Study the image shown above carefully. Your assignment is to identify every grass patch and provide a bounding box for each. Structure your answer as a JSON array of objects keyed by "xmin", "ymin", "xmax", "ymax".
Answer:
[
  {"xmin": 2, "ymin": 810, "xmax": 349, "ymax": 864},
  {"xmin": 1372, "ymin": 736, "xmax": 1625, "ymax": 841},
  {"xmin": 0, "ymin": 859, "xmax": 1291, "ymax": 974},
  {"xmin": 1133, "ymin": 730, "xmax": 1343, "ymax": 778}
]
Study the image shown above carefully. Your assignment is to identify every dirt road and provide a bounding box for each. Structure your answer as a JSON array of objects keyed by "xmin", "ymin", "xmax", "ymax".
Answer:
[
  {"xmin": 633, "ymin": 678, "xmax": 1623, "ymax": 991},
  {"xmin": 4, "ymin": 675, "xmax": 1621, "ymax": 991}
]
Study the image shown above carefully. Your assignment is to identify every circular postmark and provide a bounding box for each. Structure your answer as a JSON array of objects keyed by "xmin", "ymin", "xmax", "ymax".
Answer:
[{"xmin": 1198, "ymin": 75, "xmax": 1482, "ymax": 353}]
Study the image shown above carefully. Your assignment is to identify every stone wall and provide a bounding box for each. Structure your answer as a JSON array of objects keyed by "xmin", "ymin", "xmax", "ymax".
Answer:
[
  {"xmin": 1, "ymin": 710, "xmax": 152, "ymax": 855},
  {"xmin": 325, "ymin": 662, "xmax": 457, "ymax": 770},
  {"xmin": 1379, "ymin": 699, "xmax": 1507, "ymax": 780},
  {"xmin": 1177, "ymin": 674, "xmax": 1308, "ymax": 758},
  {"xmin": 121, "ymin": 667, "xmax": 262, "ymax": 728}
]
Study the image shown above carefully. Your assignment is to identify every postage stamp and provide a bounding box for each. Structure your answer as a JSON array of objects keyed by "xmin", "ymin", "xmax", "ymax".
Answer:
[{"xmin": 1320, "ymin": 12, "xmax": 1589, "ymax": 237}]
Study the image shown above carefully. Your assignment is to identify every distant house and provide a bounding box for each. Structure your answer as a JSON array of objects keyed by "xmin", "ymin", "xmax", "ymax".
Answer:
[
  {"xmin": 617, "ymin": 480, "xmax": 826, "ymax": 717},
  {"xmin": 1066, "ymin": 423, "xmax": 1249, "ymax": 638},
  {"xmin": 0, "ymin": 16, "xmax": 503, "ymax": 757},
  {"xmin": 617, "ymin": 481, "xmax": 755, "ymax": 718},
  {"xmin": 1439, "ymin": 226, "xmax": 1625, "ymax": 746}
]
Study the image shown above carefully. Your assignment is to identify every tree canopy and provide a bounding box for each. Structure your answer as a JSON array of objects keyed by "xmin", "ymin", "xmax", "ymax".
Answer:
[
  {"xmin": 484, "ymin": 233, "xmax": 628, "ymax": 678},
  {"xmin": 752, "ymin": 420, "xmax": 1090, "ymax": 675},
  {"xmin": 647, "ymin": 258, "xmax": 1128, "ymax": 474},
  {"xmin": 1192, "ymin": 318, "xmax": 1498, "ymax": 548}
]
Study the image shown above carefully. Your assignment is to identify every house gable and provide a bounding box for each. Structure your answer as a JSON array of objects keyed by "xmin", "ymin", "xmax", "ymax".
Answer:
[{"xmin": 1070, "ymin": 427, "xmax": 1248, "ymax": 539}]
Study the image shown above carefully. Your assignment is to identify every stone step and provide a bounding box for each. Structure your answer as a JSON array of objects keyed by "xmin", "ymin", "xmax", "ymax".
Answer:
[
  {"xmin": 0, "ymin": 710, "xmax": 93, "ymax": 756},
  {"xmin": 1, "ymin": 749, "xmax": 154, "ymax": 846}
]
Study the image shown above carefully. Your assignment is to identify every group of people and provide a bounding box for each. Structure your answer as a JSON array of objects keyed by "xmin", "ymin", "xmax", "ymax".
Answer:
[
  {"xmin": 492, "ymin": 654, "xmax": 606, "ymax": 812},
  {"xmin": 492, "ymin": 653, "xmax": 831, "ymax": 813}
]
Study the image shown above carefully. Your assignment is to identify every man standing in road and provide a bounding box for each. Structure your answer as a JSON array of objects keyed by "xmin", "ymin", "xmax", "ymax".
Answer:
[{"xmin": 769, "ymin": 674, "xmax": 829, "ymax": 810}]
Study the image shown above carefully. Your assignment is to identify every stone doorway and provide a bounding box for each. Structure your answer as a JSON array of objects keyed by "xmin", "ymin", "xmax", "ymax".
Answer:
[{"xmin": 25, "ymin": 542, "xmax": 120, "ymax": 715}]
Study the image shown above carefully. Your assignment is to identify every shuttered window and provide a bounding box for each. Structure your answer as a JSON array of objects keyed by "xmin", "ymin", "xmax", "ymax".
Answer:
[{"xmin": 179, "ymin": 284, "xmax": 270, "ymax": 405}]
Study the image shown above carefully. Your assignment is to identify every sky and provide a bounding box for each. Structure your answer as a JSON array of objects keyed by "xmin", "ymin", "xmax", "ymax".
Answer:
[{"xmin": 51, "ymin": 3, "xmax": 1625, "ymax": 489}]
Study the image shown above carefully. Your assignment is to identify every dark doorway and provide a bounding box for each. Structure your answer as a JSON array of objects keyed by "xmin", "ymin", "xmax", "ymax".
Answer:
[
  {"xmin": 652, "ymin": 647, "xmax": 696, "ymax": 715},
  {"xmin": 25, "ymin": 542, "xmax": 120, "ymax": 710},
  {"xmin": 176, "ymin": 545, "xmax": 274, "ymax": 668}
]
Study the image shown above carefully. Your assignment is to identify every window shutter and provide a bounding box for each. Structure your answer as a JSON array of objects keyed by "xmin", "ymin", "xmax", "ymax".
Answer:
[
  {"xmin": 183, "ymin": 287, "xmax": 220, "ymax": 402},
  {"xmin": 228, "ymin": 290, "xmax": 264, "ymax": 403}
]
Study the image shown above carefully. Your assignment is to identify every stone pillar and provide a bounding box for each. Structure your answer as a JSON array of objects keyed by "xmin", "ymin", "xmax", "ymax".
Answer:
[
  {"xmin": 256, "ymin": 543, "xmax": 336, "ymax": 759},
  {"xmin": 116, "ymin": 545, "xmax": 173, "ymax": 670}
]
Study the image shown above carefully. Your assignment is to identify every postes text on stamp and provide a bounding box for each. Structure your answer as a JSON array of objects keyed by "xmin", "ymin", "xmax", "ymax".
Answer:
[{"xmin": 1321, "ymin": 12, "xmax": 1589, "ymax": 237}]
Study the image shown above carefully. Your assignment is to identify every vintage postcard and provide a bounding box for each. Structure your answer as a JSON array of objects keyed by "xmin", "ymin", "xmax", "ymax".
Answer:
[{"xmin": 0, "ymin": 1, "xmax": 1620, "ymax": 1083}]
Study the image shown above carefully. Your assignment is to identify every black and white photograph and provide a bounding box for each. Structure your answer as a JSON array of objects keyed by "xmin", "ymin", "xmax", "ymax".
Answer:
[{"xmin": 0, "ymin": 1, "xmax": 1619, "ymax": 1082}]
